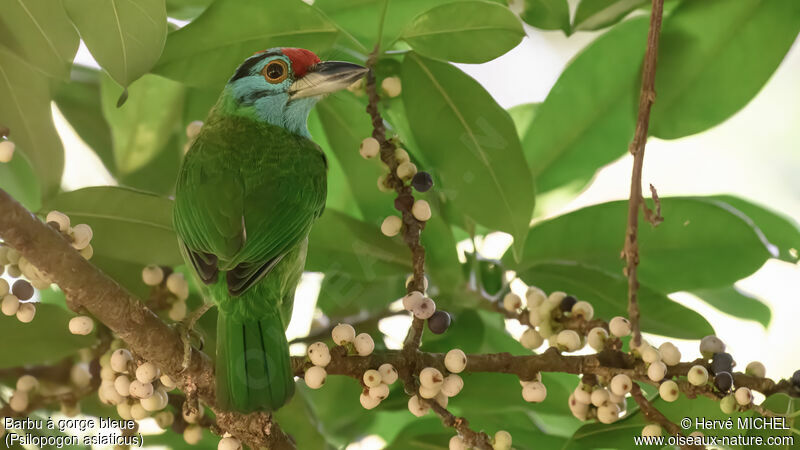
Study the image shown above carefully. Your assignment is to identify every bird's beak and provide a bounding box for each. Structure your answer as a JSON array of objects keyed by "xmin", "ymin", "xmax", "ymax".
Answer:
[{"xmin": 289, "ymin": 61, "xmax": 368, "ymax": 100}]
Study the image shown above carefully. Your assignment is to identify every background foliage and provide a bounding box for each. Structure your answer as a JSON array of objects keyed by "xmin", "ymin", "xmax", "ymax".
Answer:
[{"xmin": 0, "ymin": 0, "xmax": 799, "ymax": 448}]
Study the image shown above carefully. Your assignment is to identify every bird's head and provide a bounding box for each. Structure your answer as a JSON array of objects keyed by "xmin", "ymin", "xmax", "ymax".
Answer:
[{"xmin": 222, "ymin": 47, "xmax": 367, "ymax": 136}]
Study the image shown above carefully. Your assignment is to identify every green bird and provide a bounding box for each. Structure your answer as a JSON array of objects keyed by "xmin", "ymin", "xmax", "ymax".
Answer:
[{"xmin": 173, "ymin": 48, "xmax": 367, "ymax": 412}]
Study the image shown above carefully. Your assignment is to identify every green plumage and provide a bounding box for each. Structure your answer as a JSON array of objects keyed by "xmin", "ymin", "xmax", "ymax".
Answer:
[{"xmin": 174, "ymin": 110, "xmax": 327, "ymax": 412}]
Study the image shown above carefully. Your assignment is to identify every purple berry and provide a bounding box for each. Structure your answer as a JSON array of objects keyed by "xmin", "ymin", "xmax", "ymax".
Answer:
[
  {"xmin": 411, "ymin": 172, "xmax": 433, "ymax": 192},
  {"xmin": 714, "ymin": 371, "xmax": 733, "ymax": 392},
  {"xmin": 12, "ymin": 280, "xmax": 34, "ymax": 300},
  {"xmin": 792, "ymin": 370, "xmax": 800, "ymax": 388},
  {"xmin": 560, "ymin": 295, "xmax": 577, "ymax": 312},
  {"xmin": 711, "ymin": 352, "xmax": 734, "ymax": 375},
  {"xmin": 427, "ymin": 310, "xmax": 451, "ymax": 334}
]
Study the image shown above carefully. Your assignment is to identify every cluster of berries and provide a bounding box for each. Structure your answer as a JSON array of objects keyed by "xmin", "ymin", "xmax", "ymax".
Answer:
[
  {"xmin": 408, "ymin": 349, "xmax": 466, "ymax": 418},
  {"xmin": 46, "ymin": 211, "xmax": 95, "ymax": 260},
  {"xmin": 401, "ymin": 277, "xmax": 452, "ymax": 334},
  {"xmin": 5, "ymin": 354, "xmax": 95, "ymax": 418},
  {"xmin": 141, "ymin": 265, "xmax": 191, "ymax": 321},
  {"xmin": 449, "ymin": 430, "xmax": 512, "ymax": 450},
  {"xmin": 0, "ymin": 278, "xmax": 36, "ymax": 323}
]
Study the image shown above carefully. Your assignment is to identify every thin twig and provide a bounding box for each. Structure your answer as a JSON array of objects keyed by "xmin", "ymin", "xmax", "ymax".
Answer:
[
  {"xmin": 623, "ymin": 0, "xmax": 666, "ymax": 347},
  {"xmin": 631, "ymin": 383, "xmax": 703, "ymax": 450}
]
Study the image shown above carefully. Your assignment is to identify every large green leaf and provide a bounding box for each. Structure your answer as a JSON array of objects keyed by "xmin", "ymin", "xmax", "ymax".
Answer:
[
  {"xmin": 691, "ymin": 286, "xmax": 771, "ymax": 328},
  {"xmin": 0, "ymin": 304, "xmax": 95, "ymax": 368},
  {"xmin": 307, "ymin": 209, "xmax": 411, "ymax": 280},
  {"xmin": 520, "ymin": 0, "xmax": 571, "ymax": 33},
  {"xmin": 521, "ymin": 17, "xmax": 647, "ymax": 197},
  {"xmin": 745, "ymin": 394, "xmax": 797, "ymax": 450},
  {"xmin": 0, "ymin": 150, "xmax": 41, "ymax": 211},
  {"xmin": 101, "ymin": 73, "xmax": 184, "ymax": 175},
  {"xmin": 64, "ymin": 0, "xmax": 167, "ymax": 87},
  {"xmin": 519, "ymin": 263, "xmax": 714, "ymax": 338},
  {"xmin": 651, "ymin": 0, "xmax": 800, "ymax": 138},
  {"xmin": 402, "ymin": 53, "xmax": 535, "ymax": 259},
  {"xmin": 0, "ymin": 0, "xmax": 78, "ymax": 79},
  {"xmin": 317, "ymin": 273, "xmax": 405, "ymax": 317},
  {"xmin": 153, "ymin": 0, "xmax": 339, "ymax": 87},
  {"xmin": 400, "ymin": 1, "xmax": 525, "ymax": 63},
  {"xmin": 0, "ymin": 46, "xmax": 64, "ymax": 199},
  {"xmin": 43, "ymin": 186, "xmax": 182, "ymax": 266},
  {"xmin": 299, "ymin": 379, "xmax": 373, "ymax": 447},
  {"xmin": 572, "ymin": 0, "xmax": 645, "ymax": 32},
  {"xmin": 708, "ymin": 195, "xmax": 800, "ymax": 263},
  {"xmin": 54, "ymin": 66, "xmax": 116, "ymax": 174},
  {"xmin": 166, "ymin": 0, "xmax": 212, "ymax": 20},
  {"xmin": 509, "ymin": 197, "xmax": 772, "ymax": 293}
]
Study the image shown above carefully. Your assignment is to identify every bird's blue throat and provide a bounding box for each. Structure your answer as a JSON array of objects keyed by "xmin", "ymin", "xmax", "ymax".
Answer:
[{"xmin": 219, "ymin": 80, "xmax": 318, "ymax": 139}]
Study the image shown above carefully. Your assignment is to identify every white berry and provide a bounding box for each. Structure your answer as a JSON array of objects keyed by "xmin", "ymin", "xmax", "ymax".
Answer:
[
  {"xmin": 307, "ymin": 342, "xmax": 331, "ymax": 367},
  {"xmin": 408, "ymin": 395, "xmax": 429, "ymax": 417},
  {"xmin": 527, "ymin": 307, "xmax": 542, "ymax": 326},
  {"xmin": 129, "ymin": 380, "xmax": 154, "ymax": 399},
  {"xmin": 16, "ymin": 375, "xmax": 38, "ymax": 392},
  {"xmin": 136, "ymin": 362, "xmax": 160, "ymax": 383},
  {"xmin": 597, "ymin": 403, "xmax": 620, "ymax": 424},
  {"xmin": 642, "ymin": 424, "xmax": 662, "ymax": 437},
  {"xmin": 444, "ymin": 349, "xmax": 467, "ymax": 373},
  {"xmin": 141, "ymin": 389, "xmax": 169, "ymax": 411},
  {"xmin": 359, "ymin": 137, "xmax": 380, "ymax": 159},
  {"xmin": 130, "ymin": 402, "xmax": 149, "ymax": 420},
  {"xmin": 117, "ymin": 402, "xmax": 133, "ymax": 420},
  {"xmin": 331, "ymin": 323, "xmax": 356, "ymax": 345},
  {"xmin": 420, "ymin": 367, "xmax": 444, "ymax": 389},
  {"xmin": 411, "ymin": 200, "xmax": 431, "ymax": 221},
  {"xmin": 186, "ymin": 120, "xmax": 203, "ymax": 139},
  {"xmin": 69, "ymin": 316, "xmax": 94, "ymax": 335},
  {"xmin": 111, "ymin": 349, "xmax": 133, "ymax": 373},
  {"xmin": 745, "ymin": 361, "xmax": 765, "ymax": 378},
  {"xmin": 378, "ymin": 363, "xmax": 398, "ymax": 385},
  {"xmin": 354, "ymin": 333, "xmax": 375, "ymax": 356},
  {"xmin": 363, "ymin": 369, "xmax": 382, "ymax": 388},
  {"xmin": 71, "ymin": 224, "xmax": 93, "ymax": 250},
  {"xmin": 522, "ymin": 381, "xmax": 547, "ymax": 402},
  {"xmin": 659, "ymin": 380, "xmax": 680, "ymax": 402},
  {"xmin": 440, "ymin": 374, "xmax": 464, "ymax": 397},
  {"xmin": 659, "ymin": 342, "xmax": 681, "ymax": 366},
  {"xmin": 114, "ymin": 375, "xmax": 132, "ymax": 397},
  {"xmin": 381, "ymin": 77, "xmax": 402, "ymax": 97},
  {"xmin": 688, "ymin": 365, "xmax": 708, "ymax": 386},
  {"xmin": 168, "ymin": 300, "xmax": 187, "ymax": 321},
  {"xmin": 647, "ymin": 361, "xmax": 667, "ymax": 382},
  {"xmin": 412, "ymin": 297, "xmax": 436, "ymax": 319},
  {"xmin": 218, "ymin": 436, "xmax": 242, "ymax": 450},
  {"xmin": 1, "ymin": 294, "xmax": 20, "ymax": 316},
  {"xmin": 360, "ymin": 391, "xmax": 380, "ymax": 409},
  {"xmin": 571, "ymin": 301, "xmax": 594, "ymax": 320},
  {"xmin": 449, "ymin": 435, "xmax": 467, "ymax": 450},
  {"xmin": 160, "ymin": 374, "xmax": 177, "ymax": 390},
  {"xmin": 0, "ymin": 140, "xmax": 15, "ymax": 163},
  {"xmin": 556, "ymin": 330, "xmax": 582, "ymax": 352},
  {"xmin": 568, "ymin": 393, "xmax": 589, "ymax": 421},
  {"xmin": 525, "ymin": 286, "xmax": 546, "ymax": 307},
  {"xmin": 573, "ymin": 384, "xmax": 591, "ymax": 404},
  {"xmin": 520, "ymin": 328, "xmax": 543, "ymax": 350},
  {"xmin": 610, "ymin": 374, "xmax": 632, "ymax": 396},
  {"xmin": 587, "ymin": 327, "xmax": 608, "ymax": 351},
  {"xmin": 166, "ymin": 273, "xmax": 189, "ymax": 300},
  {"xmin": 304, "ymin": 366, "xmax": 326, "ymax": 389},
  {"xmin": 396, "ymin": 162, "xmax": 417, "ymax": 180},
  {"xmin": 494, "ymin": 430, "xmax": 512, "ymax": 450},
  {"xmin": 699, "ymin": 335, "xmax": 726, "ymax": 358},
  {"xmin": 641, "ymin": 347, "xmax": 661, "ymax": 364},
  {"xmin": 142, "ymin": 265, "xmax": 164, "ymax": 286},
  {"xmin": 381, "ymin": 216, "xmax": 402, "ymax": 237},
  {"xmin": 377, "ymin": 173, "xmax": 392, "ymax": 192},
  {"xmin": 16, "ymin": 302, "xmax": 36, "ymax": 323},
  {"xmin": 46, "ymin": 210, "xmax": 70, "ymax": 232},
  {"xmin": 368, "ymin": 383, "xmax": 390, "ymax": 401},
  {"xmin": 735, "ymin": 387, "xmax": 752, "ymax": 405},
  {"xmin": 71, "ymin": 363, "xmax": 92, "ymax": 388},
  {"xmin": 502, "ymin": 292, "xmax": 523, "ymax": 312},
  {"xmin": 591, "ymin": 388, "xmax": 610, "ymax": 407},
  {"xmin": 183, "ymin": 425, "xmax": 203, "ymax": 444},
  {"xmin": 609, "ymin": 316, "xmax": 631, "ymax": 337},
  {"xmin": 720, "ymin": 394, "xmax": 737, "ymax": 414},
  {"xmin": 419, "ymin": 384, "xmax": 439, "ymax": 399},
  {"xmin": 9, "ymin": 390, "xmax": 28, "ymax": 412}
]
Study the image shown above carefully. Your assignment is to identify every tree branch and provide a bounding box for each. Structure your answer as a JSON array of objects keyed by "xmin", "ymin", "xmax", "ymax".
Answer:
[
  {"xmin": 624, "ymin": 0, "xmax": 666, "ymax": 347},
  {"xmin": 0, "ymin": 189, "xmax": 293, "ymax": 449}
]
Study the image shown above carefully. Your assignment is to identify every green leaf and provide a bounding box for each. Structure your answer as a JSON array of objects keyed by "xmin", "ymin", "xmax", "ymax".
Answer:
[
  {"xmin": 299, "ymin": 379, "xmax": 373, "ymax": 446},
  {"xmin": 274, "ymin": 391, "xmax": 328, "ymax": 449},
  {"xmin": 317, "ymin": 274, "xmax": 405, "ymax": 317},
  {"xmin": 307, "ymin": 209, "xmax": 411, "ymax": 280},
  {"xmin": 522, "ymin": 17, "xmax": 648, "ymax": 197},
  {"xmin": 64, "ymin": 0, "xmax": 167, "ymax": 87},
  {"xmin": 519, "ymin": 262, "xmax": 714, "ymax": 338},
  {"xmin": 117, "ymin": 132, "xmax": 182, "ymax": 195},
  {"xmin": 385, "ymin": 417, "xmax": 450, "ymax": 449},
  {"xmin": 43, "ymin": 186, "xmax": 182, "ymax": 266},
  {"xmin": 509, "ymin": 197, "xmax": 772, "ymax": 293},
  {"xmin": 708, "ymin": 195, "xmax": 800, "ymax": 263},
  {"xmin": 54, "ymin": 66, "xmax": 116, "ymax": 174},
  {"xmin": 0, "ymin": 0, "xmax": 79, "ymax": 79},
  {"xmin": 746, "ymin": 394, "xmax": 797, "ymax": 450},
  {"xmin": 101, "ymin": 73, "xmax": 185, "ymax": 175},
  {"xmin": 153, "ymin": 0, "xmax": 339, "ymax": 87},
  {"xmin": 508, "ymin": 102, "xmax": 541, "ymax": 140},
  {"xmin": 573, "ymin": 0, "xmax": 645, "ymax": 32},
  {"xmin": 651, "ymin": 0, "xmax": 800, "ymax": 138},
  {"xmin": 0, "ymin": 46, "xmax": 64, "ymax": 199},
  {"xmin": 0, "ymin": 149, "xmax": 41, "ymax": 211},
  {"xmin": 0, "ymin": 304, "xmax": 95, "ymax": 368},
  {"xmin": 520, "ymin": 0, "xmax": 571, "ymax": 33},
  {"xmin": 166, "ymin": 0, "xmax": 212, "ymax": 20},
  {"xmin": 691, "ymin": 286, "xmax": 771, "ymax": 328},
  {"xmin": 402, "ymin": 53, "xmax": 535, "ymax": 259},
  {"xmin": 316, "ymin": 94, "xmax": 394, "ymax": 220},
  {"xmin": 400, "ymin": 1, "xmax": 525, "ymax": 63}
]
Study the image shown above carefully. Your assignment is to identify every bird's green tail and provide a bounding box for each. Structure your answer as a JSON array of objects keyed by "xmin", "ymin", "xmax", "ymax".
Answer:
[{"xmin": 216, "ymin": 309, "xmax": 295, "ymax": 412}]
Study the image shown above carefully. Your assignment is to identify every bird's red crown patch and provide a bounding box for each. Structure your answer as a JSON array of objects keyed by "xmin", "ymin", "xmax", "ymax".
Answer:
[{"xmin": 280, "ymin": 48, "xmax": 320, "ymax": 78}]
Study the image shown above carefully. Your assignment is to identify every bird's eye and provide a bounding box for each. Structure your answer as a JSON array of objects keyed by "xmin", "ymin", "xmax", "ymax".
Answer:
[{"xmin": 262, "ymin": 60, "xmax": 289, "ymax": 84}]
